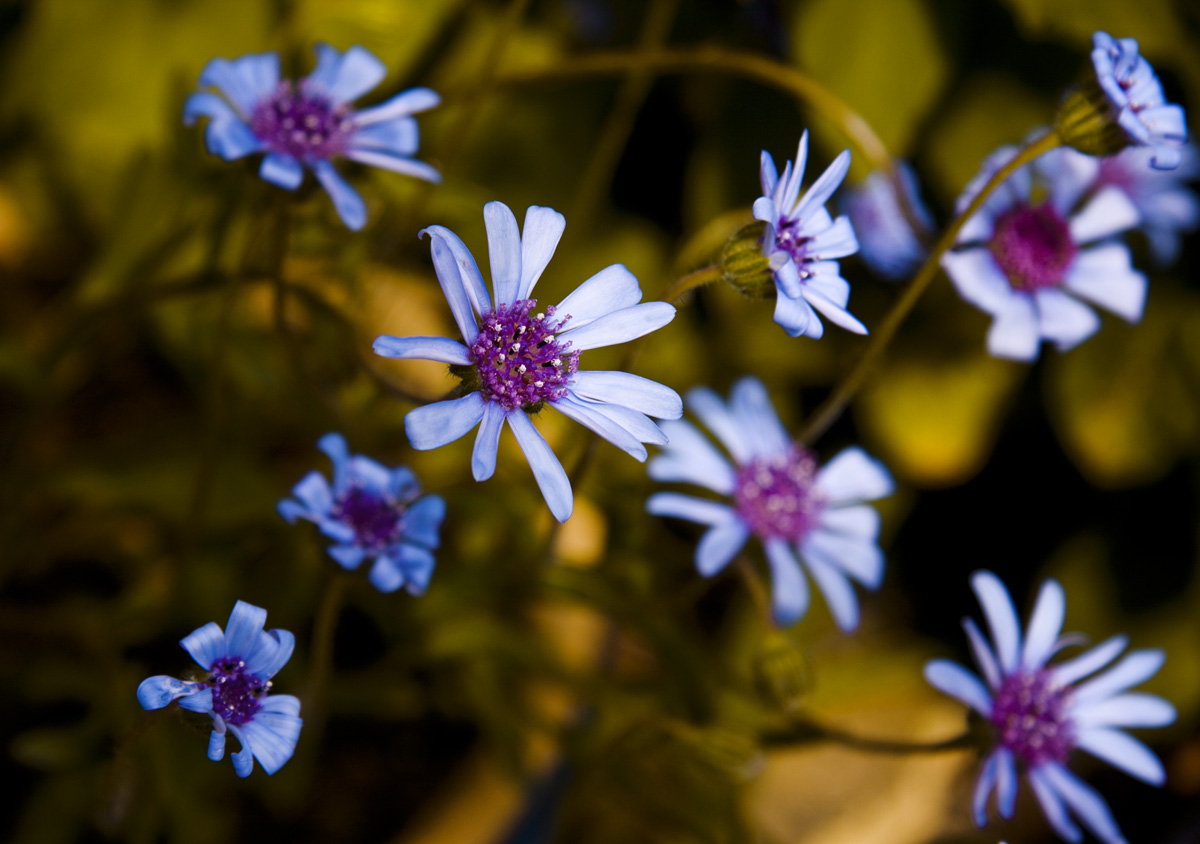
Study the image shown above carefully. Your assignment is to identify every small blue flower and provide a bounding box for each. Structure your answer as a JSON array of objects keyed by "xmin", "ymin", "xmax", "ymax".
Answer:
[
  {"xmin": 842, "ymin": 162, "xmax": 934, "ymax": 280},
  {"xmin": 943, "ymin": 143, "xmax": 1146, "ymax": 361},
  {"xmin": 926, "ymin": 571, "xmax": 1175, "ymax": 844},
  {"xmin": 279, "ymin": 433, "xmax": 445, "ymax": 594},
  {"xmin": 1095, "ymin": 144, "xmax": 1199, "ymax": 266},
  {"xmin": 646, "ymin": 377, "xmax": 893, "ymax": 630},
  {"xmin": 136, "ymin": 601, "xmax": 302, "ymax": 777},
  {"xmin": 1090, "ymin": 32, "xmax": 1188, "ymax": 171},
  {"xmin": 373, "ymin": 201, "xmax": 682, "ymax": 524},
  {"xmin": 752, "ymin": 131, "xmax": 866, "ymax": 338},
  {"xmin": 183, "ymin": 44, "xmax": 441, "ymax": 230}
]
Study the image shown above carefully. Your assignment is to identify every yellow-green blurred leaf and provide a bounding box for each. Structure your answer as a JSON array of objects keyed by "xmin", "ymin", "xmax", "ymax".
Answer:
[{"xmin": 791, "ymin": 0, "xmax": 950, "ymax": 156}]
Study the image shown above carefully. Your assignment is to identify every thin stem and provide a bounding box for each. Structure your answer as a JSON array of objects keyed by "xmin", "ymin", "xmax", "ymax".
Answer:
[
  {"xmin": 304, "ymin": 571, "xmax": 349, "ymax": 716},
  {"xmin": 799, "ymin": 129, "xmax": 1062, "ymax": 445},
  {"xmin": 734, "ymin": 556, "xmax": 775, "ymax": 629},
  {"xmin": 763, "ymin": 719, "xmax": 977, "ymax": 754},
  {"xmin": 492, "ymin": 46, "xmax": 892, "ymax": 174},
  {"xmin": 660, "ymin": 264, "xmax": 722, "ymax": 303}
]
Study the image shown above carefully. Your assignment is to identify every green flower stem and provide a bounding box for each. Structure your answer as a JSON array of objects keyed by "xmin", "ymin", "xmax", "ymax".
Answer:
[
  {"xmin": 763, "ymin": 719, "xmax": 978, "ymax": 754},
  {"xmin": 303, "ymin": 570, "xmax": 350, "ymax": 729},
  {"xmin": 735, "ymin": 556, "xmax": 776, "ymax": 629},
  {"xmin": 492, "ymin": 46, "xmax": 893, "ymax": 174},
  {"xmin": 799, "ymin": 128, "xmax": 1062, "ymax": 445},
  {"xmin": 661, "ymin": 263, "xmax": 723, "ymax": 303}
]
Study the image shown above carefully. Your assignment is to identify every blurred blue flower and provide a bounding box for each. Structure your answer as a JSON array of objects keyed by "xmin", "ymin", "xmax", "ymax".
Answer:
[
  {"xmin": 645, "ymin": 377, "xmax": 892, "ymax": 630},
  {"xmin": 1090, "ymin": 32, "xmax": 1188, "ymax": 171},
  {"xmin": 842, "ymin": 162, "xmax": 934, "ymax": 280},
  {"xmin": 926, "ymin": 571, "xmax": 1174, "ymax": 844},
  {"xmin": 943, "ymin": 144, "xmax": 1146, "ymax": 361},
  {"xmin": 183, "ymin": 44, "xmax": 441, "ymax": 230},
  {"xmin": 136, "ymin": 601, "xmax": 302, "ymax": 777},
  {"xmin": 752, "ymin": 131, "xmax": 866, "ymax": 338},
  {"xmin": 1095, "ymin": 144, "xmax": 1199, "ymax": 266},
  {"xmin": 373, "ymin": 201, "xmax": 681, "ymax": 524},
  {"xmin": 279, "ymin": 433, "xmax": 445, "ymax": 594}
]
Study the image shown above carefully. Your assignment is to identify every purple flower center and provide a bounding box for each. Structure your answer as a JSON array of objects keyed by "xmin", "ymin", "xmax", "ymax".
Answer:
[
  {"xmin": 775, "ymin": 219, "xmax": 813, "ymax": 267},
  {"xmin": 333, "ymin": 486, "xmax": 402, "ymax": 551},
  {"xmin": 469, "ymin": 299, "xmax": 579, "ymax": 411},
  {"xmin": 990, "ymin": 668, "xmax": 1074, "ymax": 766},
  {"xmin": 988, "ymin": 203, "xmax": 1078, "ymax": 292},
  {"xmin": 734, "ymin": 448, "xmax": 825, "ymax": 541},
  {"xmin": 250, "ymin": 81, "xmax": 355, "ymax": 161},
  {"xmin": 208, "ymin": 658, "xmax": 266, "ymax": 726}
]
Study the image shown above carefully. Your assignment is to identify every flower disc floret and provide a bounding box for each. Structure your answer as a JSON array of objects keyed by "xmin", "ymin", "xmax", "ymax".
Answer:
[
  {"xmin": 469, "ymin": 300, "xmax": 579, "ymax": 411},
  {"xmin": 989, "ymin": 204, "xmax": 1079, "ymax": 291},
  {"xmin": 331, "ymin": 486, "xmax": 403, "ymax": 552},
  {"xmin": 208, "ymin": 658, "xmax": 266, "ymax": 726},
  {"xmin": 991, "ymin": 668, "xmax": 1074, "ymax": 766},
  {"xmin": 250, "ymin": 81, "xmax": 354, "ymax": 160},
  {"xmin": 733, "ymin": 448, "xmax": 825, "ymax": 542}
]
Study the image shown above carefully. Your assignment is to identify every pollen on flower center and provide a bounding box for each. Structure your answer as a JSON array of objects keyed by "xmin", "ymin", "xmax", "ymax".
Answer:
[
  {"xmin": 468, "ymin": 299, "xmax": 579, "ymax": 412},
  {"xmin": 734, "ymin": 448, "xmax": 825, "ymax": 541},
  {"xmin": 775, "ymin": 219, "xmax": 813, "ymax": 267},
  {"xmin": 988, "ymin": 203, "xmax": 1078, "ymax": 291},
  {"xmin": 990, "ymin": 668, "xmax": 1075, "ymax": 766},
  {"xmin": 208, "ymin": 658, "xmax": 266, "ymax": 726},
  {"xmin": 250, "ymin": 81, "xmax": 355, "ymax": 160},
  {"xmin": 333, "ymin": 486, "xmax": 402, "ymax": 551}
]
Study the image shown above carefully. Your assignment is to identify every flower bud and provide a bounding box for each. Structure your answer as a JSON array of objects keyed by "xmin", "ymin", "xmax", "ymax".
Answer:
[
  {"xmin": 719, "ymin": 221, "xmax": 776, "ymax": 299},
  {"xmin": 1054, "ymin": 79, "xmax": 1131, "ymax": 159},
  {"xmin": 754, "ymin": 630, "xmax": 810, "ymax": 714}
]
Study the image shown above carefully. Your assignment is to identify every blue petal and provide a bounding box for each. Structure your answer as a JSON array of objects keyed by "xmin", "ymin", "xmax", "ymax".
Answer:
[
  {"xmin": 552, "ymin": 395, "xmax": 648, "ymax": 461},
  {"xmin": 972, "ymin": 751, "xmax": 999, "ymax": 825},
  {"xmin": 343, "ymin": 148, "xmax": 442, "ymax": 184},
  {"xmin": 815, "ymin": 505, "xmax": 879, "ymax": 540},
  {"xmin": 226, "ymin": 725, "xmax": 256, "ymax": 777},
  {"xmin": 686, "ymin": 386, "xmax": 753, "ymax": 465},
  {"xmin": 224, "ymin": 601, "xmax": 268, "ymax": 661},
  {"xmin": 773, "ymin": 288, "xmax": 818, "ymax": 338},
  {"xmin": 729, "ymin": 377, "xmax": 789, "ymax": 457},
  {"xmin": 354, "ymin": 87, "xmax": 441, "ymax": 126},
  {"xmin": 239, "ymin": 715, "xmax": 302, "ymax": 775},
  {"xmin": 372, "ymin": 335, "xmax": 471, "ymax": 365},
  {"xmin": 204, "ymin": 114, "xmax": 262, "ymax": 161},
  {"xmin": 245, "ymin": 628, "xmax": 295, "ymax": 680},
  {"xmin": 556, "ymin": 302, "xmax": 676, "ymax": 351},
  {"xmin": 259, "ymin": 153, "xmax": 304, "ymax": 190},
  {"xmin": 344, "ymin": 454, "xmax": 392, "ymax": 493},
  {"xmin": 137, "ymin": 676, "xmax": 199, "ymax": 710},
  {"xmin": 316, "ymin": 517, "xmax": 357, "ymax": 544},
  {"xmin": 405, "ymin": 393, "xmax": 485, "ymax": 450},
  {"xmin": 1073, "ymin": 649, "xmax": 1165, "ymax": 704},
  {"xmin": 695, "ymin": 519, "xmax": 750, "ymax": 576},
  {"xmin": 814, "ymin": 447, "xmax": 894, "ymax": 504},
  {"xmin": 402, "ymin": 495, "xmax": 446, "ymax": 548},
  {"xmin": 1040, "ymin": 763, "xmax": 1126, "ymax": 844},
  {"xmin": 349, "ymin": 117, "xmax": 419, "ymax": 156},
  {"xmin": 1077, "ymin": 727, "xmax": 1166, "ymax": 785},
  {"xmin": 177, "ymin": 689, "xmax": 214, "ymax": 713},
  {"xmin": 645, "ymin": 492, "xmax": 736, "ymax": 526},
  {"xmin": 963, "ymin": 617, "xmax": 1002, "ymax": 690},
  {"xmin": 390, "ymin": 466, "xmax": 421, "ymax": 502},
  {"xmin": 759, "ymin": 149, "xmax": 779, "ymax": 197},
  {"xmin": 1022, "ymin": 579, "xmax": 1066, "ymax": 670},
  {"xmin": 800, "ymin": 528, "xmax": 884, "ymax": 588},
  {"xmin": 647, "ymin": 420, "xmax": 736, "ymax": 495},
  {"xmin": 554, "ymin": 264, "xmax": 643, "ymax": 330},
  {"xmin": 970, "ymin": 570, "xmax": 1021, "ymax": 674},
  {"xmin": 1053, "ymin": 635, "xmax": 1128, "ymax": 686},
  {"xmin": 792, "ymin": 149, "xmax": 852, "ymax": 224},
  {"xmin": 180, "ymin": 621, "xmax": 227, "ymax": 669},
  {"xmin": 291, "ymin": 470, "xmax": 334, "ymax": 516},
  {"xmin": 317, "ymin": 433, "xmax": 350, "ymax": 493},
  {"xmin": 420, "ymin": 225, "xmax": 486, "ymax": 341},
  {"xmin": 518, "ymin": 205, "xmax": 566, "ymax": 300},
  {"xmin": 396, "ymin": 544, "xmax": 437, "ymax": 595},
  {"xmin": 763, "ymin": 539, "xmax": 810, "ymax": 625},
  {"xmin": 312, "ymin": 160, "xmax": 366, "ymax": 230},
  {"xmin": 571, "ymin": 371, "xmax": 682, "ymax": 420},
  {"xmin": 803, "ymin": 551, "xmax": 860, "ymax": 631},
  {"xmin": 484, "ymin": 201, "xmax": 523, "ymax": 306},
  {"xmin": 368, "ymin": 555, "xmax": 404, "ymax": 593},
  {"xmin": 472, "ymin": 403, "xmax": 505, "ymax": 481},
  {"xmin": 995, "ymin": 747, "xmax": 1018, "ymax": 817},
  {"xmin": 198, "ymin": 53, "xmax": 279, "ymax": 116},
  {"xmin": 1073, "ymin": 692, "xmax": 1176, "ymax": 729},
  {"xmin": 752, "ymin": 195, "xmax": 780, "ymax": 228},
  {"xmin": 507, "ymin": 412, "xmax": 573, "ymax": 522},
  {"xmin": 307, "ymin": 43, "xmax": 386, "ymax": 104},
  {"xmin": 924, "ymin": 660, "xmax": 992, "ymax": 715},
  {"xmin": 182, "ymin": 92, "xmax": 239, "ymax": 127},
  {"xmin": 328, "ymin": 544, "xmax": 365, "ymax": 570},
  {"xmin": 208, "ymin": 729, "xmax": 226, "ymax": 761}
]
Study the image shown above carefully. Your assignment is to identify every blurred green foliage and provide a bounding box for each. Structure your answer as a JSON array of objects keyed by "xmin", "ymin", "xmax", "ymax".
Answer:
[{"xmin": 0, "ymin": 1, "xmax": 1198, "ymax": 843}]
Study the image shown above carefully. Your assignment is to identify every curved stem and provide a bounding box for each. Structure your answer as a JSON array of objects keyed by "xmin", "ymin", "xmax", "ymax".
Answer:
[
  {"xmin": 799, "ymin": 129, "xmax": 1061, "ymax": 445},
  {"xmin": 763, "ymin": 719, "xmax": 977, "ymax": 754},
  {"xmin": 492, "ymin": 46, "xmax": 892, "ymax": 174},
  {"xmin": 735, "ymin": 556, "xmax": 775, "ymax": 629},
  {"xmin": 304, "ymin": 571, "xmax": 349, "ymax": 716},
  {"xmin": 661, "ymin": 264, "xmax": 722, "ymax": 303}
]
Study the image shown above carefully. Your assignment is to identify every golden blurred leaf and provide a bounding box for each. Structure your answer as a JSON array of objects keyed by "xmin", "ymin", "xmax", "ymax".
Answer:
[
  {"xmin": 791, "ymin": 0, "xmax": 950, "ymax": 156},
  {"xmin": 857, "ymin": 346, "xmax": 1026, "ymax": 487}
]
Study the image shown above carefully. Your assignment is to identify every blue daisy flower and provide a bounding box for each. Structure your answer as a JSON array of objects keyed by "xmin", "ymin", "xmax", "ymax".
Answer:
[
  {"xmin": 926, "ymin": 571, "xmax": 1175, "ymax": 844},
  {"xmin": 752, "ymin": 131, "xmax": 866, "ymax": 338},
  {"xmin": 842, "ymin": 162, "xmax": 934, "ymax": 281},
  {"xmin": 1095, "ymin": 143, "xmax": 1199, "ymax": 266},
  {"xmin": 1090, "ymin": 32, "xmax": 1188, "ymax": 171},
  {"xmin": 373, "ymin": 201, "xmax": 681, "ymax": 523},
  {"xmin": 183, "ymin": 44, "xmax": 441, "ymax": 230},
  {"xmin": 279, "ymin": 433, "xmax": 445, "ymax": 595},
  {"xmin": 943, "ymin": 143, "xmax": 1146, "ymax": 361},
  {"xmin": 136, "ymin": 601, "xmax": 302, "ymax": 777},
  {"xmin": 645, "ymin": 376, "xmax": 893, "ymax": 630}
]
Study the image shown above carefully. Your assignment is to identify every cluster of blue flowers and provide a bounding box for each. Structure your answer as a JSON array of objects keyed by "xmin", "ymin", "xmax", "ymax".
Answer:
[{"xmin": 134, "ymin": 32, "xmax": 1193, "ymax": 844}]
